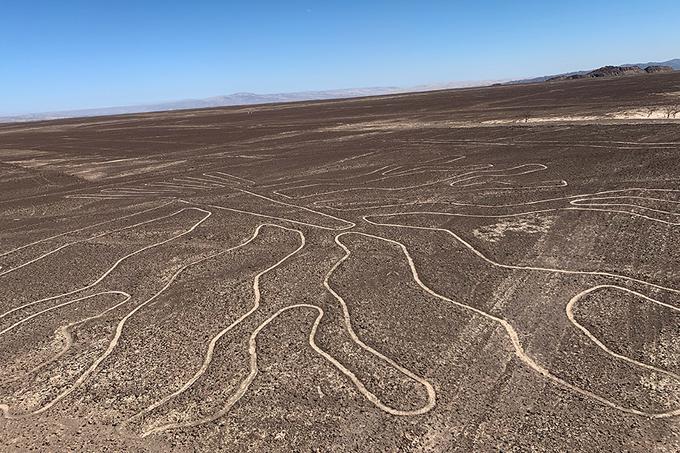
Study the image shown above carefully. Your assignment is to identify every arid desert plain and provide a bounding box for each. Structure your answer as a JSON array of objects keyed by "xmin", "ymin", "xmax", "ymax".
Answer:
[{"xmin": 1, "ymin": 73, "xmax": 680, "ymax": 452}]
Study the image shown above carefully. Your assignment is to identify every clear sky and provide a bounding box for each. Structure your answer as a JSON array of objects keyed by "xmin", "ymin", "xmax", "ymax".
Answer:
[{"xmin": 2, "ymin": 0, "xmax": 679, "ymax": 115}]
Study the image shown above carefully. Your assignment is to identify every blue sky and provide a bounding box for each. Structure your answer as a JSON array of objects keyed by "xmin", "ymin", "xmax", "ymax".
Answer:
[{"xmin": 1, "ymin": 1, "xmax": 679, "ymax": 115}]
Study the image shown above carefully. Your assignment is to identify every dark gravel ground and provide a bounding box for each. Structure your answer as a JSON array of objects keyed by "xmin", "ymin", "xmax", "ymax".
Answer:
[{"xmin": 1, "ymin": 73, "xmax": 680, "ymax": 452}]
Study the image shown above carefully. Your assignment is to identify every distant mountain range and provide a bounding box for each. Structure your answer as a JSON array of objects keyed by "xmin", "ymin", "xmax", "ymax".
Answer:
[
  {"xmin": 1, "ymin": 59, "xmax": 677, "ymax": 123},
  {"xmin": 510, "ymin": 58, "xmax": 680, "ymax": 84},
  {"xmin": 0, "ymin": 80, "xmax": 500, "ymax": 123}
]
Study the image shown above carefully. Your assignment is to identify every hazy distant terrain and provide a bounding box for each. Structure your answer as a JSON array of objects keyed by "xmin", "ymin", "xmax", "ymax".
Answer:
[
  {"xmin": 1, "ymin": 72, "xmax": 680, "ymax": 452},
  {"xmin": 2, "ymin": 59, "xmax": 676, "ymax": 123},
  {"xmin": 0, "ymin": 81, "xmax": 499, "ymax": 123}
]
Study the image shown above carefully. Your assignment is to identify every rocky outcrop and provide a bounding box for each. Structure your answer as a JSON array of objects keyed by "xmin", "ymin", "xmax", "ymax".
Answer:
[
  {"xmin": 547, "ymin": 64, "xmax": 674, "ymax": 82},
  {"xmin": 644, "ymin": 65, "xmax": 674, "ymax": 73},
  {"xmin": 588, "ymin": 65, "xmax": 643, "ymax": 77}
]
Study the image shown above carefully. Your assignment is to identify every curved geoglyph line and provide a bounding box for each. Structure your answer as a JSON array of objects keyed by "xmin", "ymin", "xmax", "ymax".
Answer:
[
  {"xmin": 0, "ymin": 200, "xmax": 174, "ymax": 258},
  {"xmin": 132, "ymin": 222, "xmax": 434, "ymax": 437},
  {"xmin": 0, "ymin": 207, "xmax": 212, "ymax": 322},
  {"xmin": 67, "ymin": 170, "xmax": 249, "ymax": 199},
  {"xmin": 128, "ymin": 223, "xmax": 306, "ymax": 432},
  {"xmin": 271, "ymin": 161, "xmax": 503, "ymax": 200},
  {"xmin": 0, "ymin": 291, "xmax": 132, "ymax": 385},
  {"xmin": 0, "ymin": 206, "xmax": 204, "ymax": 279},
  {"xmin": 317, "ymin": 186, "xmax": 680, "ymax": 227},
  {"xmin": 446, "ymin": 163, "xmax": 547, "ymax": 187},
  {"xmin": 362, "ymin": 214, "xmax": 680, "ymax": 417},
  {"xmin": 268, "ymin": 159, "xmax": 473, "ymax": 195},
  {"xmin": 458, "ymin": 180, "xmax": 568, "ymax": 191},
  {"xmin": 326, "ymin": 232, "xmax": 437, "ymax": 413},
  {"xmin": 337, "ymin": 230, "xmax": 680, "ymax": 418},
  {"xmin": 138, "ymin": 301, "xmax": 433, "ymax": 438},
  {"xmin": 0, "ymin": 207, "xmax": 250, "ymax": 418},
  {"xmin": 4, "ymin": 152, "xmax": 680, "ymax": 431},
  {"xmin": 203, "ymin": 188, "xmax": 356, "ymax": 231},
  {"xmin": 363, "ymin": 214, "xmax": 680, "ymax": 295},
  {"xmin": 447, "ymin": 187, "xmax": 680, "ymax": 209},
  {"xmin": 566, "ymin": 285, "xmax": 680, "ymax": 382}
]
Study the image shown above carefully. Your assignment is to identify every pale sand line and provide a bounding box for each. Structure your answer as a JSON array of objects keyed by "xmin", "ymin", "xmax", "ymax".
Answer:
[
  {"xmin": 171, "ymin": 179, "xmax": 219, "ymax": 189},
  {"xmin": 566, "ymin": 285, "xmax": 680, "ymax": 382},
  {"xmin": 0, "ymin": 208, "xmax": 211, "ymax": 322},
  {"xmin": 447, "ymin": 164, "xmax": 547, "ymax": 187},
  {"xmin": 459, "ymin": 180, "xmax": 568, "ymax": 191},
  {"xmin": 135, "ymin": 223, "xmax": 434, "ymax": 436},
  {"xmin": 266, "ymin": 162, "xmax": 466, "ymax": 189},
  {"xmin": 269, "ymin": 163, "xmax": 494, "ymax": 198},
  {"xmin": 257, "ymin": 164, "xmax": 399, "ymax": 188},
  {"xmin": 256, "ymin": 151, "xmax": 389, "ymax": 187},
  {"xmin": 274, "ymin": 163, "xmax": 539, "ymax": 200},
  {"xmin": 213, "ymin": 171, "xmax": 255, "ymax": 184},
  {"xmin": 201, "ymin": 173, "xmax": 255, "ymax": 186},
  {"xmin": 130, "ymin": 224, "xmax": 305, "ymax": 434},
  {"xmin": 318, "ymin": 191, "xmax": 679, "ymax": 226},
  {"xmin": 208, "ymin": 204, "xmax": 351, "ymax": 231},
  {"xmin": 0, "ymin": 291, "xmax": 128, "ymax": 337},
  {"xmin": 450, "ymin": 180, "xmax": 488, "ymax": 188},
  {"xmin": 353, "ymin": 161, "xmax": 470, "ymax": 179},
  {"xmin": 338, "ymin": 231, "xmax": 680, "ymax": 418},
  {"xmin": 66, "ymin": 195, "xmax": 153, "ymax": 200},
  {"xmin": 0, "ymin": 291, "xmax": 131, "ymax": 385},
  {"xmin": 148, "ymin": 182, "xmax": 205, "ymax": 190},
  {"xmin": 315, "ymin": 200, "xmax": 425, "ymax": 212},
  {"xmin": 402, "ymin": 138, "xmax": 680, "ymax": 147},
  {"xmin": 375, "ymin": 199, "xmax": 680, "ymax": 227},
  {"xmin": 397, "ymin": 138, "xmax": 680, "ymax": 150},
  {"xmin": 270, "ymin": 162, "xmax": 491, "ymax": 196},
  {"xmin": 0, "ymin": 200, "xmax": 174, "ymax": 258},
  {"xmin": 259, "ymin": 165, "xmax": 395, "ymax": 188},
  {"xmin": 67, "ymin": 192, "xmax": 162, "ymax": 199},
  {"xmin": 140, "ymin": 300, "xmax": 431, "ymax": 437},
  {"xmin": 447, "ymin": 188, "xmax": 680, "ymax": 208},
  {"xmin": 568, "ymin": 207, "xmax": 680, "ymax": 226},
  {"xmin": 0, "ymin": 207, "xmax": 254, "ymax": 418},
  {"xmin": 139, "ymin": 305, "xmax": 324, "ymax": 437},
  {"xmin": 103, "ymin": 187, "xmax": 179, "ymax": 194},
  {"xmin": 364, "ymin": 213, "xmax": 680, "ymax": 294},
  {"xmin": 143, "ymin": 183, "xmax": 193, "ymax": 191},
  {"xmin": 102, "ymin": 188, "xmax": 177, "ymax": 195},
  {"xmin": 325, "ymin": 232, "xmax": 438, "ymax": 413},
  {"xmin": 180, "ymin": 176, "xmax": 225, "ymax": 185},
  {"xmin": 236, "ymin": 189, "xmax": 355, "ymax": 230},
  {"xmin": 421, "ymin": 156, "xmax": 469, "ymax": 165},
  {"xmin": 181, "ymin": 176, "xmax": 229, "ymax": 186},
  {"xmin": 383, "ymin": 158, "xmax": 468, "ymax": 177},
  {"xmin": 572, "ymin": 195, "xmax": 680, "ymax": 206},
  {"xmin": 199, "ymin": 173, "xmax": 241, "ymax": 185},
  {"xmin": 0, "ymin": 222, "xmax": 290, "ymax": 418},
  {"xmin": 173, "ymin": 178, "xmax": 224, "ymax": 188},
  {"xmin": 570, "ymin": 198, "xmax": 680, "ymax": 220},
  {"xmin": 0, "ymin": 207, "xmax": 206, "ymax": 279}
]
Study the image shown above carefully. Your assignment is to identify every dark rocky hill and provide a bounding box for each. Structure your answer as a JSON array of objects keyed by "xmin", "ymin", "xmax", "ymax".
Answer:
[
  {"xmin": 513, "ymin": 58, "xmax": 679, "ymax": 84},
  {"xmin": 547, "ymin": 64, "xmax": 671, "ymax": 82},
  {"xmin": 644, "ymin": 65, "xmax": 674, "ymax": 73}
]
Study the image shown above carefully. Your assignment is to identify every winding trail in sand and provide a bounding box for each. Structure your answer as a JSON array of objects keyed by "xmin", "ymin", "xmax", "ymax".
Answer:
[
  {"xmin": 566, "ymin": 285, "xmax": 680, "ymax": 381},
  {"xmin": 0, "ymin": 200, "xmax": 174, "ymax": 258},
  {"xmin": 133, "ymin": 223, "xmax": 436, "ymax": 437},
  {"xmin": 0, "ymin": 207, "xmax": 211, "ymax": 322},
  {"xmin": 332, "ymin": 230, "xmax": 680, "ymax": 418},
  {"xmin": 0, "ymin": 205, "xmax": 200, "ymax": 279},
  {"xmin": 0, "ymin": 291, "xmax": 132, "ymax": 385},
  {"xmin": 129, "ymin": 223, "xmax": 305, "ymax": 434}
]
